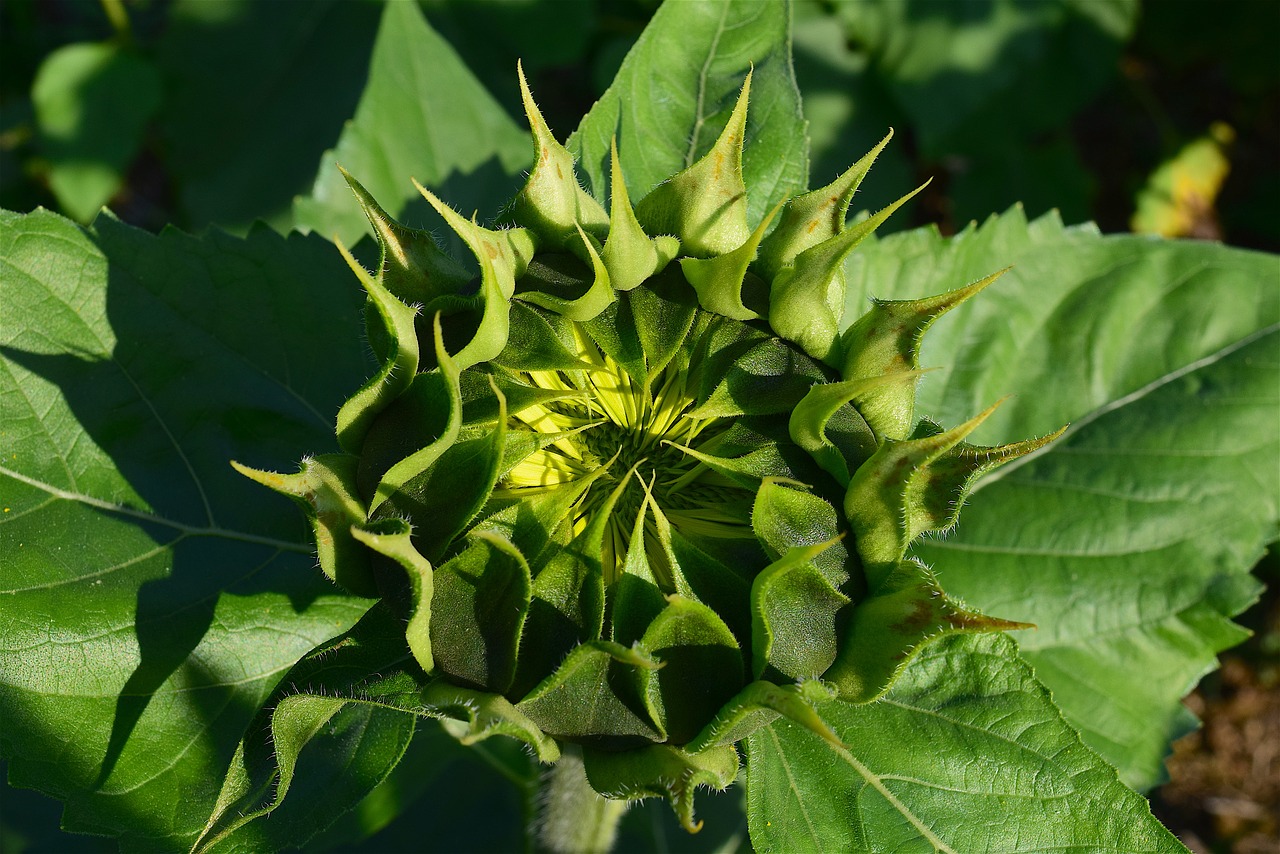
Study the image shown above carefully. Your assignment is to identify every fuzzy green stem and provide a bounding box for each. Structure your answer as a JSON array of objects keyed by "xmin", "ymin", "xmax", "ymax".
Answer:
[{"xmin": 538, "ymin": 747, "xmax": 627, "ymax": 854}]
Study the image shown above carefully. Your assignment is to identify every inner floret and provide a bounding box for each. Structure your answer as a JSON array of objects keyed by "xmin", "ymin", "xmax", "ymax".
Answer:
[{"xmin": 497, "ymin": 322, "xmax": 755, "ymax": 584}]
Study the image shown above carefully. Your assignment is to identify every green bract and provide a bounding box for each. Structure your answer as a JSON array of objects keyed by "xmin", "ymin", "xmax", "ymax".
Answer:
[{"xmin": 237, "ymin": 70, "xmax": 1062, "ymax": 832}]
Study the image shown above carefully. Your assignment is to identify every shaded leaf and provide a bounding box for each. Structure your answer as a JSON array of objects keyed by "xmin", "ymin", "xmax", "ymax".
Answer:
[
  {"xmin": 430, "ymin": 532, "xmax": 532, "ymax": 694},
  {"xmin": 584, "ymin": 743, "xmax": 739, "ymax": 835},
  {"xmin": 157, "ymin": 0, "xmax": 382, "ymax": 231},
  {"xmin": 0, "ymin": 209, "xmax": 373, "ymax": 848},
  {"xmin": 293, "ymin": 0, "xmax": 531, "ymax": 245},
  {"xmin": 196, "ymin": 697, "xmax": 414, "ymax": 854},
  {"xmin": 831, "ymin": 0, "xmax": 1138, "ymax": 155},
  {"xmin": 32, "ymin": 42, "xmax": 160, "ymax": 222}
]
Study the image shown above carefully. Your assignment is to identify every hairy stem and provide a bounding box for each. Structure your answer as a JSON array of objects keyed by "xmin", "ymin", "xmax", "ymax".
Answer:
[{"xmin": 538, "ymin": 747, "xmax": 627, "ymax": 854}]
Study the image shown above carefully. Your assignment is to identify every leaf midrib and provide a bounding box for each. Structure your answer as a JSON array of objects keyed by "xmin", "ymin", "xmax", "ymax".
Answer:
[
  {"xmin": 0, "ymin": 463, "xmax": 310, "ymax": 556},
  {"xmin": 685, "ymin": 0, "xmax": 733, "ymax": 168},
  {"xmin": 824, "ymin": 737, "xmax": 959, "ymax": 854},
  {"xmin": 972, "ymin": 323, "xmax": 1280, "ymax": 493}
]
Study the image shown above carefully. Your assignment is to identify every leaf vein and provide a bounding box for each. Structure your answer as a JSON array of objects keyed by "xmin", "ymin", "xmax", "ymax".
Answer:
[{"xmin": 0, "ymin": 463, "xmax": 310, "ymax": 553}]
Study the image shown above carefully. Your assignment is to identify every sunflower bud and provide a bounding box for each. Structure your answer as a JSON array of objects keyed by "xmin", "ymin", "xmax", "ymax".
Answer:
[{"xmin": 237, "ymin": 69, "xmax": 1062, "ymax": 832}]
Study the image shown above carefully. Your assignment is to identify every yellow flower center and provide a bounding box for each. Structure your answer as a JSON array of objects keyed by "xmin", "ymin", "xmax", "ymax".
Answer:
[{"xmin": 497, "ymin": 324, "xmax": 754, "ymax": 585}]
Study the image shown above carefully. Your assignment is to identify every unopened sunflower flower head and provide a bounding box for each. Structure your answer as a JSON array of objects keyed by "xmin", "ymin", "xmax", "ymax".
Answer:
[{"xmin": 236, "ymin": 67, "xmax": 1061, "ymax": 831}]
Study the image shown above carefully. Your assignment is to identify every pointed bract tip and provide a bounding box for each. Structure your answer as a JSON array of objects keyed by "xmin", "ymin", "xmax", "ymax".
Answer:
[
  {"xmin": 516, "ymin": 60, "xmax": 551, "ymax": 138},
  {"xmin": 230, "ymin": 460, "xmax": 303, "ymax": 496},
  {"xmin": 957, "ymin": 396, "xmax": 1009, "ymax": 434}
]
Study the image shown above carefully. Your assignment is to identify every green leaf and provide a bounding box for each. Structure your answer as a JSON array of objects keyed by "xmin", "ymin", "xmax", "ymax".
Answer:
[
  {"xmin": 233, "ymin": 453, "xmax": 376, "ymax": 597},
  {"xmin": 517, "ymin": 226, "xmax": 617, "ymax": 322},
  {"xmin": 511, "ymin": 525, "xmax": 613, "ymax": 698},
  {"xmin": 770, "ymin": 182, "xmax": 926, "ymax": 366},
  {"xmin": 510, "ymin": 65, "xmax": 608, "ymax": 249},
  {"xmin": 824, "ymin": 558, "xmax": 1025, "ymax": 704},
  {"xmin": 916, "ymin": 334, "xmax": 1276, "ymax": 788},
  {"xmin": 32, "ymin": 42, "xmax": 161, "ymax": 222},
  {"xmin": 418, "ymin": 680, "xmax": 559, "ymax": 763},
  {"xmin": 680, "ymin": 198, "xmax": 780, "ymax": 318},
  {"xmin": 830, "ymin": 0, "xmax": 1138, "ymax": 156},
  {"xmin": 627, "ymin": 269, "xmax": 699, "ymax": 383},
  {"xmin": 157, "ymin": 0, "xmax": 383, "ymax": 231},
  {"xmin": 0, "ymin": 209, "xmax": 374, "ymax": 848},
  {"xmin": 380, "ymin": 381, "xmax": 507, "ymax": 563},
  {"xmin": 751, "ymin": 478, "xmax": 856, "ymax": 591},
  {"xmin": 601, "ymin": 140, "xmax": 681, "ymax": 292},
  {"xmin": 494, "ymin": 302, "xmax": 591, "ymax": 372},
  {"xmin": 843, "ymin": 405, "xmax": 997, "ymax": 584},
  {"xmin": 788, "ymin": 373, "xmax": 905, "ymax": 487},
  {"xmin": 293, "ymin": 0, "xmax": 531, "ymax": 245},
  {"xmin": 746, "ymin": 633, "xmax": 1186, "ymax": 853},
  {"xmin": 568, "ymin": 0, "xmax": 808, "ymax": 227},
  {"xmin": 846, "ymin": 208, "xmax": 1280, "ymax": 788},
  {"xmin": 333, "ymin": 238, "xmax": 423, "ymax": 455},
  {"xmin": 637, "ymin": 75, "xmax": 753, "ymax": 259},
  {"xmin": 686, "ymin": 680, "xmax": 840, "ymax": 754},
  {"xmin": 193, "ymin": 604, "xmax": 537, "ymax": 851},
  {"xmin": 691, "ymin": 336, "xmax": 828, "ymax": 420},
  {"xmin": 358, "ymin": 340, "xmax": 463, "ymax": 514},
  {"xmin": 839, "ymin": 270, "xmax": 998, "ymax": 439}
]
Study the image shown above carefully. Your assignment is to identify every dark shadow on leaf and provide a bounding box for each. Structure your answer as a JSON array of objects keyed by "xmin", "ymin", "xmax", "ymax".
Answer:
[{"xmin": 0, "ymin": 212, "xmax": 373, "ymax": 840}]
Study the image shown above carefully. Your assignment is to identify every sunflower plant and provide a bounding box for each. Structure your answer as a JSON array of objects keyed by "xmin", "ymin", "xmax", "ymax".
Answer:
[
  {"xmin": 221, "ymin": 62, "xmax": 1063, "ymax": 843},
  {"xmin": 2, "ymin": 2, "xmax": 1276, "ymax": 853}
]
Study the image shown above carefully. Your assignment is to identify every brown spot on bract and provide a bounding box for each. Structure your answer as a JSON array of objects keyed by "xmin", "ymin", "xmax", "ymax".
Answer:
[
  {"xmin": 485, "ymin": 243, "xmax": 499, "ymax": 259},
  {"xmin": 889, "ymin": 598, "xmax": 936, "ymax": 634},
  {"xmin": 556, "ymin": 164, "xmax": 563, "ymax": 179}
]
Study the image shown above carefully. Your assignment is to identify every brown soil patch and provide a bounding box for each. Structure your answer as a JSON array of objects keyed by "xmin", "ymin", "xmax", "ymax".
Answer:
[{"xmin": 1153, "ymin": 572, "xmax": 1280, "ymax": 854}]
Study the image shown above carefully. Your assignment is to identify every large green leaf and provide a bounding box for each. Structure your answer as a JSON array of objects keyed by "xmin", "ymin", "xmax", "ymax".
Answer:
[
  {"xmin": 745, "ymin": 633, "xmax": 1185, "ymax": 853},
  {"xmin": 0, "ymin": 208, "xmax": 374, "ymax": 848},
  {"xmin": 156, "ymin": 0, "xmax": 382, "ymax": 232},
  {"xmin": 844, "ymin": 208, "xmax": 1280, "ymax": 789},
  {"xmin": 293, "ymin": 0, "xmax": 532, "ymax": 246},
  {"xmin": 568, "ymin": 0, "xmax": 808, "ymax": 226}
]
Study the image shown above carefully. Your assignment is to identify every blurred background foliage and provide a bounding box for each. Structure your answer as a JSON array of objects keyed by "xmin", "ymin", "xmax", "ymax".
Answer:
[
  {"xmin": 1, "ymin": 0, "xmax": 1277, "ymax": 250},
  {"xmin": 1, "ymin": 1, "xmax": 1277, "ymax": 852}
]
